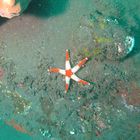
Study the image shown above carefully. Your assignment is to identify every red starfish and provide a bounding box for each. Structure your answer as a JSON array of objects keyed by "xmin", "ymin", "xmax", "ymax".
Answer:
[{"xmin": 48, "ymin": 49, "xmax": 90, "ymax": 93}]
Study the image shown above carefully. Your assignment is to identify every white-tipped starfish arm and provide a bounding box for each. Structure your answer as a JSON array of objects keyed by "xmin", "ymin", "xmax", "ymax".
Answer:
[
  {"xmin": 48, "ymin": 68, "xmax": 65, "ymax": 75},
  {"xmin": 71, "ymin": 74, "xmax": 90, "ymax": 85},
  {"xmin": 65, "ymin": 76, "xmax": 70, "ymax": 92},
  {"xmin": 65, "ymin": 60, "xmax": 71, "ymax": 70},
  {"xmin": 59, "ymin": 69, "xmax": 65, "ymax": 75},
  {"xmin": 72, "ymin": 57, "xmax": 88, "ymax": 73}
]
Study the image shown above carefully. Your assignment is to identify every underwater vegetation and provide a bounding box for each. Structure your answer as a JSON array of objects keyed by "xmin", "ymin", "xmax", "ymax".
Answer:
[
  {"xmin": 72, "ymin": 12, "xmax": 135, "ymax": 61},
  {"xmin": 5, "ymin": 91, "xmax": 31, "ymax": 114}
]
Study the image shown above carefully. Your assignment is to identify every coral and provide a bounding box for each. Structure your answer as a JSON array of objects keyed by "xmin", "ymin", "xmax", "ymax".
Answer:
[{"xmin": 72, "ymin": 12, "xmax": 133, "ymax": 61}]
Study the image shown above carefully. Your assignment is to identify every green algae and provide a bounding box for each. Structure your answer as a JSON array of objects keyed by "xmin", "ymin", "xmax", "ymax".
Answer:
[{"xmin": 6, "ymin": 91, "xmax": 31, "ymax": 114}]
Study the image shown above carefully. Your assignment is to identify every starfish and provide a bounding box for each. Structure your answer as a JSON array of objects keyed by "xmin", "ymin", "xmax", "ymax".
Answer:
[{"xmin": 48, "ymin": 49, "xmax": 90, "ymax": 93}]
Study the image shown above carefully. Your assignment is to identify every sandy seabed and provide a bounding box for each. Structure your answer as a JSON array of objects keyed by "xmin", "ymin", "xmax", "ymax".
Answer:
[{"xmin": 0, "ymin": 0, "xmax": 140, "ymax": 140}]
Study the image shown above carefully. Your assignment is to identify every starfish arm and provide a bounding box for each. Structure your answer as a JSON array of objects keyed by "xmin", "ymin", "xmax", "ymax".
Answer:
[
  {"xmin": 48, "ymin": 68, "xmax": 65, "ymax": 75},
  {"xmin": 71, "ymin": 74, "xmax": 90, "ymax": 85},
  {"xmin": 65, "ymin": 76, "xmax": 70, "ymax": 93},
  {"xmin": 65, "ymin": 49, "xmax": 71, "ymax": 70},
  {"xmin": 72, "ymin": 57, "xmax": 88, "ymax": 73}
]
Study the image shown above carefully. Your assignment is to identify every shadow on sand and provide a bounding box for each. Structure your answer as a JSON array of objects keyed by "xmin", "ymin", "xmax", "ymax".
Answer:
[
  {"xmin": 0, "ymin": 0, "xmax": 69, "ymax": 25},
  {"xmin": 25, "ymin": 0, "xmax": 69, "ymax": 18},
  {"xmin": 0, "ymin": 18, "xmax": 8, "ymax": 26}
]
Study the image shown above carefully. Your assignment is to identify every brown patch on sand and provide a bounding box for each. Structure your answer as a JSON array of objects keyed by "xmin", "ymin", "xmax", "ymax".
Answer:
[
  {"xmin": 5, "ymin": 119, "xmax": 32, "ymax": 135},
  {"xmin": 117, "ymin": 81, "xmax": 140, "ymax": 106},
  {"xmin": 0, "ymin": 67, "xmax": 4, "ymax": 79}
]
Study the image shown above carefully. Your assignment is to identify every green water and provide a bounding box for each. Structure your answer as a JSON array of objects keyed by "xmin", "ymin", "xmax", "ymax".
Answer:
[
  {"xmin": 0, "ymin": 0, "xmax": 140, "ymax": 140},
  {"xmin": 0, "ymin": 121, "xmax": 31, "ymax": 140}
]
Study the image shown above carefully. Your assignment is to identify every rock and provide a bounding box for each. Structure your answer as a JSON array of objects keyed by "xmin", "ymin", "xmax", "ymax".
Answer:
[{"xmin": 72, "ymin": 13, "xmax": 135, "ymax": 61}]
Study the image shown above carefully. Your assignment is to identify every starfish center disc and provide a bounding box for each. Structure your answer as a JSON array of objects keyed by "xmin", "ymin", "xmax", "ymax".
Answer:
[{"xmin": 66, "ymin": 69, "xmax": 73, "ymax": 77}]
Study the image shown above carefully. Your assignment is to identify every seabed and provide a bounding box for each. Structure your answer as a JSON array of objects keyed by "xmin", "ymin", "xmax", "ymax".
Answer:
[{"xmin": 0, "ymin": 0, "xmax": 140, "ymax": 140}]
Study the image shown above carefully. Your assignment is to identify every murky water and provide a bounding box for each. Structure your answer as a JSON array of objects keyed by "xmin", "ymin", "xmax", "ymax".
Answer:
[{"xmin": 0, "ymin": 0, "xmax": 140, "ymax": 140}]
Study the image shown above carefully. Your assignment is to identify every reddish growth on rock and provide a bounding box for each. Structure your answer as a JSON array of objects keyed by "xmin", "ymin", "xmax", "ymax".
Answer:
[{"xmin": 0, "ymin": 67, "xmax": 4, "ymax": 79}]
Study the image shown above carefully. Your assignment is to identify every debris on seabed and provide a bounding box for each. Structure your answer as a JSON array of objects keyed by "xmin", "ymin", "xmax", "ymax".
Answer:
[
  {"xmin": 39, "ymin": 128, "xmax": 52, "ymax": 138},
  {"xmin": 121, "ymin": 95, "xmax": 140, "ymax": 112},
  {"xmin": 5, "ymin": 91, "xmax": 31, "ymax": 114},
  {"xmin": 70, "ymin": 129, "xmax": 75, "ymax": 135},
  {"xmin": 125, "ymin": 36, "xmax": 135, "ymax": 54}
]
